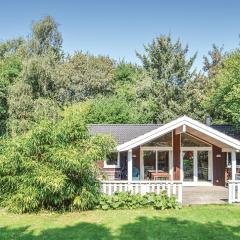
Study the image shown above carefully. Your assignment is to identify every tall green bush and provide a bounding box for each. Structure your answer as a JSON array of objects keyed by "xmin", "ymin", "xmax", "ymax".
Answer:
[{"xmin": 0, "ymin": 103, "xmax": 115, "ymax": 213}]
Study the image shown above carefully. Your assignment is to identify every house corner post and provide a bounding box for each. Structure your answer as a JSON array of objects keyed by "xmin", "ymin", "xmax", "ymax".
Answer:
[
  {"xmin": 232, "ymin": 150, "xmax": 236, "ymax": 181},
  {"xmin": 128, "ymin": 149, "xmax": 133, "ymax": 182}
]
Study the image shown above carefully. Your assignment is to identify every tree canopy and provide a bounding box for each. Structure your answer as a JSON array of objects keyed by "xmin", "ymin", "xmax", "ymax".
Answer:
[
  {"xmin": 0, "ymin": 15, "xmax": 239, "ymax": 135},
  {"xmin": 204, "ymin": 51, "xmax": 240, "ymax": 125}
]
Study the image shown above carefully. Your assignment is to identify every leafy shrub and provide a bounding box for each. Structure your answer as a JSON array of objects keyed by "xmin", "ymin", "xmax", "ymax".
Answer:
[
  {"xmin": 97, "ymin": 191, "xmax": 180, "ymax": 210},
  {"xmin": 0, "ymin": 103, "xmax": 115, "ymax": 213}
]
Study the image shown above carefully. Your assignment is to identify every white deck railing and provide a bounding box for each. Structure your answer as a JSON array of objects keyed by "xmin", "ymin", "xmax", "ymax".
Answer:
[
  {"xmin": 100, "ymin": 180, "xmax": 183, "ymax": 203},
  {"xmin": 228, "ymin": 180, "xmax": 240, "ymax": 203}
]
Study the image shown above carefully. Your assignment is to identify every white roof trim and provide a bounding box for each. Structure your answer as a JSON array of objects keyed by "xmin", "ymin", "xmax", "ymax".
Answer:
[{"xmin": 116, "ymin": 116, "xmax": 240, "ymax": 151}]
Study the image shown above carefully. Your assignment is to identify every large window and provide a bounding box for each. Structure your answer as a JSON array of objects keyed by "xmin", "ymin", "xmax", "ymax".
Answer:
[
  {"xmin": 105, "ymin": 152, "xmax": 119, "ymax": 167},
  {"xmin": 226, "ymin": 152, "xmax": 232, "ymax": 167},
  {"xmin": 143, "ymin": 150, "xmax": 170, "ymax": 179},
  {"xmin": 181, "ymin": 133, "xmax": 210, "ymax": 147},
  {"xmin": 143, "ymin": 151, "xmax": 156, "ymax": 178},
  {"xmin": 226, "ymin": 152, "xmax": 240, "ymax": 167},
  {"xmin": 143, "ymin": 132, "xmax": 172, "ymax": 147},
  {"xmin": 158, "ymin": 151, "xmax": 169, "ymax": 172}
]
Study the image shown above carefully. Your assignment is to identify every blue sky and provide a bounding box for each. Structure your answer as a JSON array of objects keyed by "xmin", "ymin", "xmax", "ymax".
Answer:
[{"xmin": 1, "ymin": 0, "xmax": 240, "ymax": 70}]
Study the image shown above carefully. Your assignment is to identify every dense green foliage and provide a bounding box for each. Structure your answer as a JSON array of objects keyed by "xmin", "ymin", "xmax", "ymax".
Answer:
[
  {"xmin": 87, "ymin": 96, "xmax": 138, "ymax": 124},
  {"xmin": 54, "ymin": 52, "xmax": 115, "ymax": 104},
  {"xmin": 28, "ymin": 16, "xmax": 63, "ymax": 58},
  {"xmin": 136, "ymin": 35, "xmax": 197, "ymax": 122},
  {"xmin": 0, "ymin": 104, "xmax": 115, "ymax": 213},
  {"xmin": 0, "ymin": 15, "xmax": 238, "ymax": 136},
  {"xmin": 98, "ymin": 191, "xmax": 179, "ymax": 210},
  {"xmin": 204, "ymin": 51, "xmax": 240, "ymax": 125}
]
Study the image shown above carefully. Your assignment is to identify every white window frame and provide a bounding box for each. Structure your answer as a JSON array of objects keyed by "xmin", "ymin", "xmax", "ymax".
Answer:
[
  {"xmin": 140, "ymin": 147, "xmax": 173, "ymax": 180},
  {"xmin": 104, "ymin": 152, "xmax": 120, "ymax": 168},
  {"xmin": 226, "ymin": 152, "xmax": 232, "ymax": 168},
  {"xmin": 226, "ymin": 151, "xmax": 240, "ymax": 168}
]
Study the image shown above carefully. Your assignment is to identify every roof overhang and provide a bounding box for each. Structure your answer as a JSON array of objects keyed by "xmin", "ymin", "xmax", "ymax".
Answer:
[{"xmin": 116, "ymin": 116, "xmax": 240, "ymax": 151}]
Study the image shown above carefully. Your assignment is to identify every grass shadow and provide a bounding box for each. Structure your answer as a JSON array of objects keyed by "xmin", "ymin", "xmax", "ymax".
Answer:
[
  {"xmin": 118, "ymin": 216, "xmax": 240, "ymax": 240},
  {"xmin": 0, "ymin": 215, "xmax": 240, "ymax": 240},
  {"xmin": 0, "ymin": 222, "xmax": 113, "ymax": 240}
]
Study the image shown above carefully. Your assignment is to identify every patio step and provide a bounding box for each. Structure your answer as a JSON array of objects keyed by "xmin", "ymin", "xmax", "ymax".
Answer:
[{"xmin": 183, "ymin": 186, "xmax": 228, "ymax": 205}]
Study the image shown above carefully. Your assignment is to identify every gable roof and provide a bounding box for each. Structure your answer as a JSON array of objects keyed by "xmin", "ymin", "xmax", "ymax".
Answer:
[
  {"xmin": 89, "ymin": 116, "xmax": 240, "ymax": 151},
  {"xmin": 116, "ymin": 116, "xmax": 240, "ymax": 151}
]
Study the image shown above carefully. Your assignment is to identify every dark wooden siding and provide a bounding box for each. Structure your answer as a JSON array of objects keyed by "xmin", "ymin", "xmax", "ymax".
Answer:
[
  {"xmin": 99, "ymin": 147, "xmax": 141, "ymax": 180},
  {"xmin": 133, "ymin": 147, "xmax": 140, "ymax": 170},
  {"xmin": 212, "ymin": 145, "xmax": 226, "ymax": 186},
  {"xmin": 173, "ymin": 130, "xmax": 181, "ymax": 180},
  {"xmin": 97, "ymin": 160, "xmax": 121, "ymax": 180}
]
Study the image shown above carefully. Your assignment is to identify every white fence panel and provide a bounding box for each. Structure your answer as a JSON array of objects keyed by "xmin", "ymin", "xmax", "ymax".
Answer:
[
  {"xmin": 100, "ymin": 180, "xmax": 183, "ymax": 203},
  {"xmin": 228, "ymin": 181, "xmax": 240, "ymax": 203}
]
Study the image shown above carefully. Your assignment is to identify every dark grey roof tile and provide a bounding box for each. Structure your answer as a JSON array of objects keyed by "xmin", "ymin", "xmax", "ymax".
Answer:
[
  {"xmin": 211, "ymin": 125, "xmax": 240, "ymax": 140},
  {"xmin": 89, "ymin": 124, "xmax": 162, "ymax": 144},
  {"xmin": 89, "ymin": 123, "xmax": 240, "ymax": 145}
]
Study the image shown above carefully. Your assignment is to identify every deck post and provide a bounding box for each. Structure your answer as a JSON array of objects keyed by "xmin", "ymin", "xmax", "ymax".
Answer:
[
  {"xmin": 178, "ymin": 183, "xmax": 183, "ymax": 204},
  {"xmin": 232, "ymin": 150, "xmax": 236, "ymax": 180},
  {"xmin": 228, "ymin": 183, "xmax": 233, "ymax": 203},
  {"xmin": 230, "ymin": 151, "xmax": 237, "ymax": 203},
  {"xmin": 128, "ymin": 149, "xmax": 133, "ymax": 182}
]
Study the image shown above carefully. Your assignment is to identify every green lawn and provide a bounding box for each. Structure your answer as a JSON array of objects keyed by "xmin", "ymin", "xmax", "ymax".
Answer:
[{"xmin": 0, "ymin": 205, "xmax": 240, "ymax": 240}]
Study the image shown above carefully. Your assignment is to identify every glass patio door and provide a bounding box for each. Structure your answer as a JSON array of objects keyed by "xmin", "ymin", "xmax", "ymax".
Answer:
[
  {"xmin": 182, "ymin": 149, "xmax": 210, "ymax": 182},
  {"xmin": 197, "ymin": 151, "xmax": 209, "ymax": 181},
  {"xmin": 182, "ymin": 151, "xmax": 194, "ymax": 181}
]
